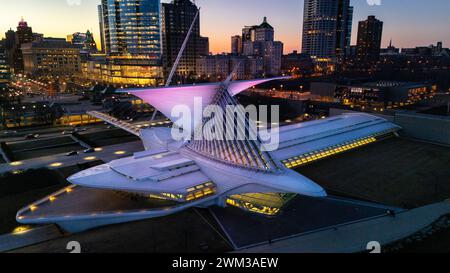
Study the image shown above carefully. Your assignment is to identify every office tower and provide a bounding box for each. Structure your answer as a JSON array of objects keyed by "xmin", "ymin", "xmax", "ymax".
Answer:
[
  {"xmin": 302, "ymin": 0, "xmax": 353, "ymax": 61},
  {"xmin": 94, "ymin": 0, "xmax": 163, "ymax": 85},
  {"xmin": 0, "ymin": 40, "xmax": 11, "ymax": 90},
  {"xmin": 231, "ymin": 35, "xmax": 242, "ymax": 55},
  {"xmin": 254, "ymin": 17, "xmax": 274, "ymax": 42},
  {"xmin": 162, "ymin": 0, "xmax": 209, "ymax": 81},
  {"xmin": 242, "ymin": 17, "xmax": 283, "ymax": 76},
  {"xmin": 4, "ymin": 29, "xmax": 16, "ymax": 69},
  {"xmin": 356, "ymin": 16, "xmax": 383, "ymax": 64},
  {"xmin": 102, "ymin": 0, "xmax": 162, "ymax": 60},
  {"xmin": 98, "ymin": 4, "xmax": 106, "ymax": 53},
  {"xmin": 14, "ymin": 18, "xmax": 33, "ymax": 73}
]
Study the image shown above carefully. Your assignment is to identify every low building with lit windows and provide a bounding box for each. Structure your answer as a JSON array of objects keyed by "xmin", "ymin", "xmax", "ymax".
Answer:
[
  {"xmin": 21, "ymin": 38, "xmax": 81, "ymax": 76},
  {"xmin": 81, "ymin": 55, "xmax": 164, "ymax": 87},
  {"xmin": 335, "ymin": 81, "xmax": 436, "ymax": 108}
]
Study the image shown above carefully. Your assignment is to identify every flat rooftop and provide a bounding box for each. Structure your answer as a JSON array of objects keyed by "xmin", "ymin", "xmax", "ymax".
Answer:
[
  {"xmin": 297, "ymin": 137, "xmax": 450, "ymax": 209},
  {"xmin": 209, "ymin": 195, "xmax": 397, "ymax": 250}
]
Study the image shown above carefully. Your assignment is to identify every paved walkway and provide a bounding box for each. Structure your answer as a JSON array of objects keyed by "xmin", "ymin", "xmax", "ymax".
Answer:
[
  {"xmin": 0, "ymin": 225, "xmax": 63, "ymax": 252},
  {"xmin": 236, "ymin": 200, "xmax": 450, "ymax": 253}
]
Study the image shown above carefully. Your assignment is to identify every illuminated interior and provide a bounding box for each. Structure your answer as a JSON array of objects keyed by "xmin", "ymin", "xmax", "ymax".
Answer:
[
  {"xmin": 185, "ymin": 182, "xmax": 217, "ymax": 201},
  {"xmin": 147, "ymin": 182, "xmax": 217, "ymax": 202},
  {"xmin": 283, "ymin": 130, "xmax": 397, "ymax": 169},
  {"xmin": 226, "ymin": 192, "xmax": 296, "ymax": 216}
]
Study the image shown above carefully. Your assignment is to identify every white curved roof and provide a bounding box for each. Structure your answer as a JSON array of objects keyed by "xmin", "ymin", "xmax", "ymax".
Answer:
[
  {"xmin": 122, "ymin": 77, "xmax": 289, "ymax": 130},
  {"xmin": 272, "ymin": 113, "xmax": 401, "ymax": 161}
]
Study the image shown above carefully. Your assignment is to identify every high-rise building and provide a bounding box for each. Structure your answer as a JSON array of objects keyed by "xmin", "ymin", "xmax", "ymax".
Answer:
[
  {"xmin": 231, "ymin": 35, "xmax": 242, "ymax": 55},
  {"xmin": 302, "ymin": 0, "xmax": 353, "ymax": 61},
  {"xmin": 242, "ymin": 17, "xmax": 283, "ymax": 76},
  {"xmin": 162, "ymin": 0, "xmax": 209, "ymax": 81},
  {"xmin": 14, "ymin": 18, "xmax": 34, "ymax": 73},
  {"xmin": 4, "ymin": 29, "xmax": 16, "ymax": 70},
  {"xmin": 89, "ymin": 0, "xmax": 163, "ymax": 86},
  {"xmin": 254, "ymin": 17, "xmax": 275, "ymax": 42},
  {"xmin": 97, "ymin": 4, "xmax": 106, "ymax": 53},
  {"xmin": 0, "ymin": 40, "xmax": 11, "ymax": 90},
  {"xmin": 356, "ymin": 16, "xmax": 383, "ymax": 64},
  {"xmin": 102, "ymin": 0, "xmax": 162, "ymax": 59}
]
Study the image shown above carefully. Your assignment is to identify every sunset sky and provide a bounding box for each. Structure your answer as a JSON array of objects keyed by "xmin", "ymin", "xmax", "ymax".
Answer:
[{"xmin": 1, "ymin": 0, "xmax": 449, "ymax": 54}]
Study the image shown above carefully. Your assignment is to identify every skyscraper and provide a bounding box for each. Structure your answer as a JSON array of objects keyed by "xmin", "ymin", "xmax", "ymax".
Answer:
[
  {"xmin": 162, "ymin": 0, "xmax": 209, "ymax": 81},
  {"xmin": 231, "ymin": 35, "xmax": 242, "ymax": 55},
  {"xmin": 14, "ymin": 18, "xmax": 33, "ymax": 73},
  {"xmin": 242, "ymin": 17, "xmax": 283, "ymax": 76},
  {"xmin": 356, "ymin": 16, "xmax": 383, "ymax": 64},
  {"xmin": 4, "ymin": 29, "xmax": 16, "ymax": 70},
  {"xmin": 0, "ymin": 40, "xmax": 11, "ymax": 90},
  {"xmin": 102, "ymin": 0, "xmax": 162, "ymax": 60},
  {"xmin": 97, "ymin": 4, "xmax": 106, "ymax": 53},
  {"xmin": 94, "ymin": 0, "xmax": 163, "ymax": 85},
  {"xmin": 302, "ymin": 0, "xmax": 353, "ymax": 61}
]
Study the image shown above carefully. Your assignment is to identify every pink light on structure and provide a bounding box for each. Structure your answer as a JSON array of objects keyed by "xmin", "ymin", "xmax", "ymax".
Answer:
[
  {"xmin": 125, "ymin": 77, "xmax": 291, "ymax": 129},
  {"xmin": 127, "ymin": 83, "xmax": 221, "ymax": 129},
  {"xmin": 227, "ymin": 76, "xmax": 291, "ymax": 96},
  {"xmin": 18, "ymin": 17, "xmax": 28, "ymax": 28}
]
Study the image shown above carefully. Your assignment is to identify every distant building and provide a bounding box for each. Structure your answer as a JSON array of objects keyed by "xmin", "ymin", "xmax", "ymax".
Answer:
[
  {"xmin": 242, "ymin": 17, "xmax": 283, "ymax": 76},
  {"xmin": 356, "ymin": 16, "xmax": 383, "ymax": 64},
  {"xmin": 97, "ymin": 4, "xmax": 106, "ymax": 53},
  {"xmin": 33, "ymin": 33, "xmax": 44, "ymax": 42},
  {"xmin": 302, "ymin": 0, "xmax": 353, "ymax": 61},
  {"xmin": 21, "ymin": 38, "xmax": 81, "ymax": 76},
  {"xmin": 0, "ymin": 40, "xmax": 11, "ymax": 90},
  {"xmin": 67, "ymin": 31, "xmax": 98, "ymax": 56},
  {"xmin": 13, "ymin": 18, "xmax": 34, "ymax": 73},
  {"xmin": 334, "ymin": 81, "xmax": 435, "ymax": 108},
  {"xmin": 281, "ymin": 51, "xmax": 314, "ymax": 75},
  {"xmin": 162, "ymin": 0, "xmax": 209, "ymax": 81},
  {"xmin": 196, "ymin": 54, "xmax": 263, "ymax": 80},
  {"xmin": 401, "ymin": 42, "xmax": 448, "ymax": 57},
  {"xmin": 231, "ymin": 35, "xmax": 242, "ymax": 55},
  {"xmin": 380, "ymin": 40, "xmax": 400, "ymax": 56}
]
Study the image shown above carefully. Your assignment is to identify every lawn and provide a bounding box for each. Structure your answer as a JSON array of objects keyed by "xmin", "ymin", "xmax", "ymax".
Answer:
[{"xmin": 297, "ymin": 137, "xmax": 450, "ymax": 209}]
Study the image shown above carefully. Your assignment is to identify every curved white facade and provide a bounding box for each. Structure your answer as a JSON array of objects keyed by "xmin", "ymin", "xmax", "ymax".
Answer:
[{"xmin": 16, "ymin": 78, "xmax": 401, "ymax": 233}]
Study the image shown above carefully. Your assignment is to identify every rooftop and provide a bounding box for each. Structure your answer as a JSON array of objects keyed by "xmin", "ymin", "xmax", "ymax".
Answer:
[{"xmin": 259, "ymin": 17, "xmax": 274, "ymax": 29}]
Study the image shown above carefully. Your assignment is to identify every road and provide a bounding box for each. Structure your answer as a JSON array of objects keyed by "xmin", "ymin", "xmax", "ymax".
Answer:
[
  {"xmin": 1, "ymin": 118, "xmax": 170, "ymax": 143},
  {"xmin": 0, "ymin": 141, "xmax": 144, "ymax": 173}
]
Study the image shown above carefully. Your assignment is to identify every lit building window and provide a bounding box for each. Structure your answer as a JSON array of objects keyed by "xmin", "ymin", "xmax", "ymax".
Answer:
[{"xmin": 283, "ymin": 130, "xmax": 397, "ymax": 169}]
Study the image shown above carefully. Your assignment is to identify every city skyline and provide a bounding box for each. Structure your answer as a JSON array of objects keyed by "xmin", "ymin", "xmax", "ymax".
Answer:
[{"xmin": 0, "ymin": 0, "xmax": 449, "ymax": 54}]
